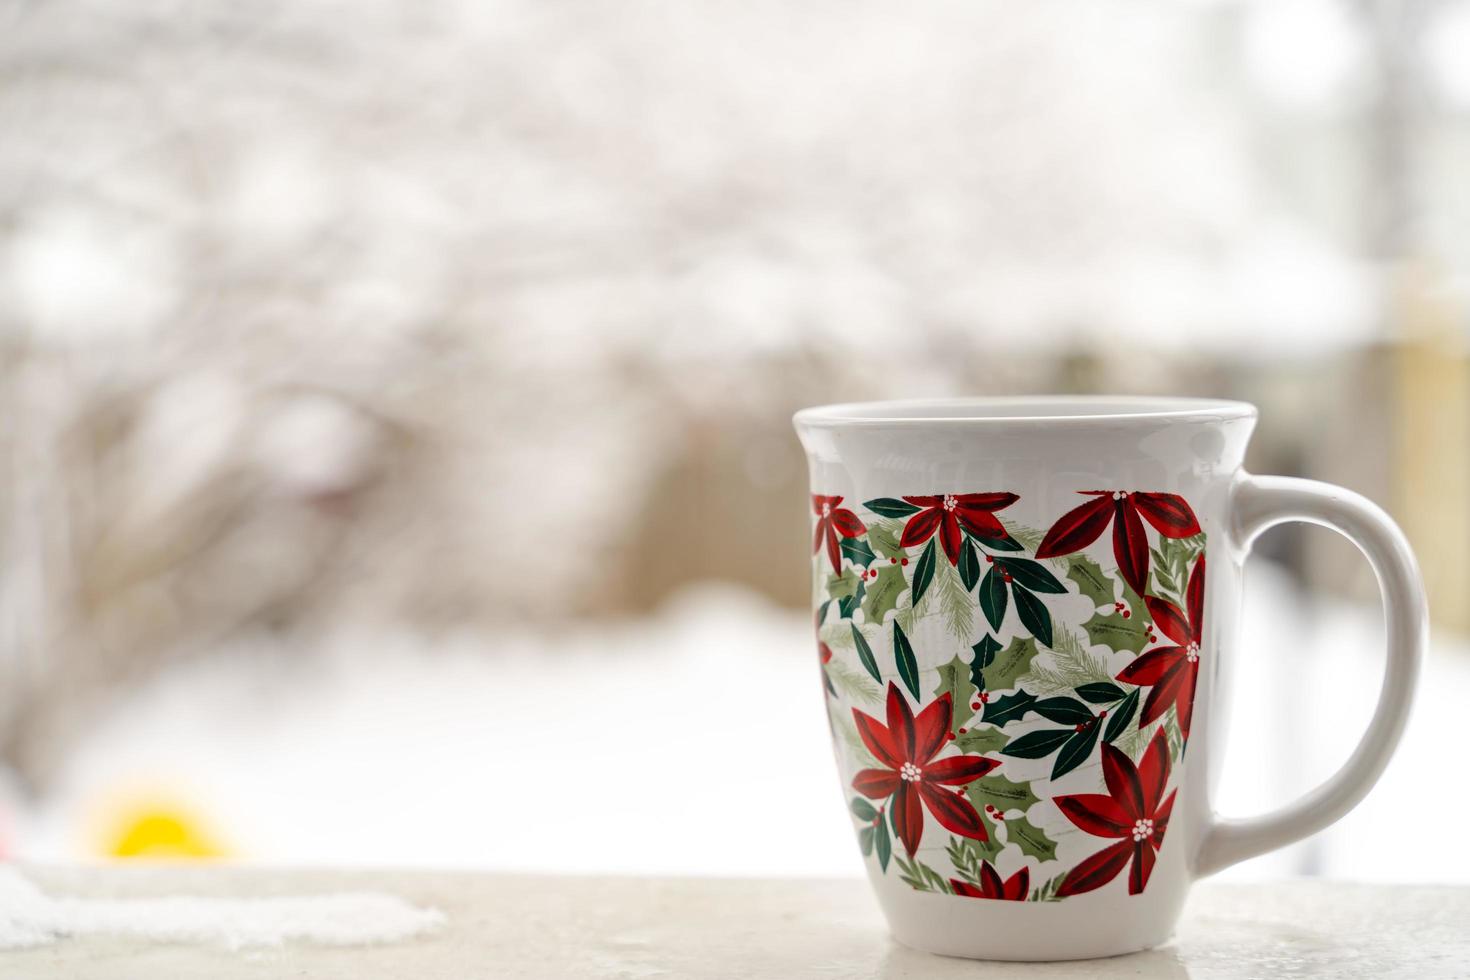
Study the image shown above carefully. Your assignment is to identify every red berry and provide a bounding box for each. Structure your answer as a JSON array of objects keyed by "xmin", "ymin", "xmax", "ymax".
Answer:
[
  {"xmin": 890, "ymin": 557, "xmax": 898, "ymax": 564},
  {"xmin": 1100, "ymin": 710, "xmax": 1108, "ymax": 718},
  {"xmin": 971, "ymin": 701, "xmax": 981, "ymax": 710},
  {"xmin": 946, "ymin": 731, "xmax": 956, "ymax": 741},
  {"xmin": 1122, "ymin": 610, "xmax": 1131, "ymax": 618},
  {"xmin": 979, "ymin": 692, "xmax": 990, "ymax": 703},
  {"xmin": 985, "ymin": 555, "xmax": 993, "ymax": 564},
  {"xmin": 1003, "ymin": 574, "xmax": 1012, "ymax": 583},
  {"xmin": 958, "ymin": 728, "xmax": 967, "ymax": 735},
  {"xmin": 901, "ymin": 558, "xmax": 909, "ymax": 566},
  {"xmin": 1075, "ymin": 723, "xmax": 1085, "ymax": 732}
]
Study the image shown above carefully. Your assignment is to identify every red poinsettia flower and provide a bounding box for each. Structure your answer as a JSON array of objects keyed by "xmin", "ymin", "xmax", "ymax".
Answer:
[
  {"xmin": 1055, "ymin": 731, "xmax": 1177, "ymax": 897},
  {"xmin": 851, "ymin": 684, "xmax": 1001, "ymax": 856},
  {"xmin": 812, "ymin": 494, "xmax": 867, "ymax": 574},
  {"xmin": 950, "ymin": 862, "xmax": 1029, "ymax": 901},
  {"xmin": 1035, "ymin": 491, "xmax": 1200, "ymax": 595},
  {"xmin": 898, "ymin": 493, "xmax": 1020, "ymax": 564},
  {"xmin": 1117, "ymin": 556, "xmax": 1204, "ymax": 737}
]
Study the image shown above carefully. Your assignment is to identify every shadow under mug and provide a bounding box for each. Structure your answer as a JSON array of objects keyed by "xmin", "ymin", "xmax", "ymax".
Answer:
[{"xmin": 793, "ymin": 397, "xmax": 1425, "ymax": 961}]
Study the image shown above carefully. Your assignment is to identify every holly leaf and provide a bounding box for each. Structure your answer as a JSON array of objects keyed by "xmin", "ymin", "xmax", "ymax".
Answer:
[
  {"xmin": 934, "ymin": 655, "xmax": 977, "ymax": 733},
  {"xmin": 1051, "ymin": 723, "xmax": 1101, "ymax": 780},
  {"xmin": 955, "ymin": 726, "xmax": 1010, "ymax": 754},
  {"xmin": 838, "ymin": 578, "xmax": 865, "ymax": 619},
  {"xmin": 840, "ymin": 536, "xmax": 876, "ymax": 568},
  {"xmin": 861, "ymin": 565, "xmax": 905, "ymax": 625},
  {"xmin": 967, "ymin": 774, "xmax": 1039, "ymax": 815},
  {"xmin": 866, "ymin": 521, "xmax": 906, "ymax": 560},
  {"xmin": 1067, "ymin": 555, "xmax": 1115, "ymax": 608},
  {"xmin": 1081, "ymin": 608, "xmax": 1148, "ymax": 653},
  {"xmin": 1007, "ymin": 814, "xmax": 1059, "ymax": 862},
  {"xmin": 979, "ymin": 565, "xmax": 1008, "ymax": 631},
  {"xmin": 910, "ymin": 538, "xmax": 938, "ymax": 605},
  {"xmin": 1012, "ymin": 585, "xmax": 1053, "ymax": 647},
  {"xmin": 864, "ymin": 498, "xmax": 919, "ymax": 518},
  {"xmin": 969, "ymin": 635, "xmax": 1001, "ymax": 690},
  {"xmin": 980, "ymin": 689, "xmax": 1038, "ymax": 727},
  {"xmin": 984, "ymin": 636, "xmax": 1040, "ymax": 692},
  {"xmin": 893, "ymin": 621, "xmax": 920, "ymax": 699},
  {"xmin": 1105, "ymin": 687, "xmax": 1140, "ymax": 743},
  {"xmin": 960, "ymin": 810, "xmax": 1004, "ymax": 863},
  {"xmin": 827, "ymin": 568, "xmax": 861, "ymax": 601},
  {"xmin": 851, "ymin": 624, "xmax": 881, "ymax": 683}
]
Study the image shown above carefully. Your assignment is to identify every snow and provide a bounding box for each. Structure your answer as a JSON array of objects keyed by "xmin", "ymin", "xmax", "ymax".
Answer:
[{"xmin": 0, "ymin": 866, "xmax": 444, "ymax": 950}]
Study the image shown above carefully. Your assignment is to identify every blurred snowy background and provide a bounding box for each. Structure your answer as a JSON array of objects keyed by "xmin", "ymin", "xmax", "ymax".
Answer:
[{"xmin": 0, "ymin": 0, "xmax": 1467, "ymax": 881}]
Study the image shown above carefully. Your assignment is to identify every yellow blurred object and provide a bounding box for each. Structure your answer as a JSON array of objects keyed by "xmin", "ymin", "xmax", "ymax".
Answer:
[{"xmin": 107, "ymin": 807, "xmax": 227, "ymax": 860}]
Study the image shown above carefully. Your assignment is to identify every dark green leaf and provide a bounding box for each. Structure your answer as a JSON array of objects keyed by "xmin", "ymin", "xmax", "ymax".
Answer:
[
  {"xmin": 958, "ymin": 539, "xmax": 981, "ymax": 591},
  {"xmin": 969, "ymin": 634, "xmax": 1001, "ymax": 690},
  {"xmin": 893, "ymin": 622, "xmax": 920, "ymax": 699},
  {"xmin": 851, "ymin": 797, "xmax": 878, "ymax": 822},
  {"xmin": 875, "ymin": 814, "xmax": 892, "ymax": 871},
  {"xmin": 840, "ymin": 536, "xmax": 876, "ymax": 567},
  {"xmin": 910, "ymin": 538, "xmax": 937, "ymax": 605},
  {"xmin": 968, "ymin": 528, "xmax": 1024, "ymax": 551},
  {"xmin": 1076, "ymin": 681, "xmax": 1127, "ymax": 704},
  {"xmin": 852, "ymin": 624, "xmax": 881, "ymax": 683},
  {"xmin": 859, "ymin": 825, "xmax": 875, "ymax": 857},
  {"xmin": 865, "ymin": 498, "xmax": 920, "ymax": 518},
  {"xmin": 995, "ymin": 558, "xmax": 1067, "ymax": 594},
  {"xmin": 979, "ymin": 565, "xmax": 1008, "ymax": 631},
  {"xmin": 1032, "ymin": 697, "xmax": 1094, "ymax": 725},
  {"xmin": 1052, "ymin": 723, "xmax": 1101, "ymax": 779},
  {"xmin": 815, "ymin": 598, "xmax": 832, "ymax": 628},
  {"xmin": 1012, "ymin": 585, "xmax": 1053, "ymax": 647},
  {"xmin": 1000, "ymin": 728, "xmax": 1072, "ymax": 759},
  {"xmin": 838, "ymin": 578, "xmax": 865, "ymax": 619},
  {"xmin": 981, "ymin": 689, "xmax": 1038, "ymax": 726},
  {"xmin": 1104, "ymin": 687, "xmax": 1140, "ymax": 743}
]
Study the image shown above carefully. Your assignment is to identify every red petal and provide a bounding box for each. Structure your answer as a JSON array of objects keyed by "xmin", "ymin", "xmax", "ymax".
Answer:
[
  {"xmin": 811, "ymin": 494, "xmax": 842, "ymax": 514},
  {"xmin": 1101, "ymin": 742, "xmax": 1146, "ymax": 820},
  {"xmin": 1187, "ymin": 555, "xmax": 1206, "ymax": 638},
  {"xmin": 812, "ymin": 518, "xmax": 826, "ymax": 555},
  {"xmin": 1138, "ymin": 660, "xmax": 1188, "ymax": 727},
  {"xmin": 886, "ymin": 684, "xmax": 918, "ymax": 761},
  {"xmin": 830, "ymin": 509, "xmax": 867, "ymax": 538},
  {"xmin": 922, "ymin": 755, "xmax": 1000, "ymax": 785},
  {"xmin": 955, "ymin": 507, "xmax": 1005, "ymax": 540},
  {"xmin": 1153, "ymin": 789, "xmax": 1177, "ymax": 841},
  {"xmin": 852, "ymin": 708, "xmax": 903, "ymax": 769},
  {"xmin": 1132, "ymin": 492, "xmax": 1201, "ymax": 538},
  {"xmin": 1128, "ymin": 840, "xmax": 1156, "ymax": 895},
  {"xmin": 955, "ymin": 492, "xmax": 1019, "ymax": 510},
  {"xmin": 1035, "ymin": 495, "xmax": 1113, "ymax": 558},
  {"xmin": 949, "ymin": 879, "xmax": 984, "ymax": 898},
  {"xmin": 1114, "ymin": 499, "xmax": 1149, "ymax": 596},
  {"xmin": 901, "ymin": 495, "xmax": 942, "ymax": 507},
  {"xmin": 818, "ymin": 642, "xmax": 833, "ymax": 664},
  {"xmin": 938, "ymin": 513, "xmax": 962, "ymax": 565},
  {"xmin": 1003, "ymin": 867, "xmax": 1031, "ymax": 900},
  {"xmin": 1145, "ymin": 596, "xmax": 1192, "ymax": 646},
  {"xmin": 911, "ymin": 694, "xmax": 953, "ymax": 763},
  {"xmin": 1055, "ymin": 794, "xmax": 1131, "ymax": 838},
  {"xmin": 892, "ymin": 781, "xmax": 924, "ymax": 856},
  {"xmin": 899, "ymin": 508, "xmax": 942, "ymax": 548},
  {"xmin": 1056, "ymin": 840, "xmax": 1133, "ymax": 897},
  {"xmin": 979, "ymin": 861, "xmax": 1005, "ymax": 899},
  {"xmin": 1137, "ymin": 729, "xmax": 1171, "ymax": 814},
  {"xmin": 1177, "ymin": 661, "xmax": 1199, "ymax": 738},
  {"xmin": 825, "ymin": 526, "xmax": 841, "ymax": 574},
  {"xmin": 917, "ymin": 783, "xmax": 988, "ymax": 841},
  {"xmin": 1117, "ymin": 647, "xmax": 1185, "ymax": 686},
  {"xmin": 852, "ymin": 768, "xmax": 901, "ymax": 799}
]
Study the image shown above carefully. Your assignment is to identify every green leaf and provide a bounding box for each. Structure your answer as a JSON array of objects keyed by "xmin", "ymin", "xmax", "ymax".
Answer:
[
  {"xmin": 866, "ymin": 520, "xmax": 906, "ymax": 560},
  {"xmin": 1077, "ymin": 681, "xmax": 1127, "ymax": 704},
  {"xmin": 933, "ymin": 656, "xmax": 977, "ymax": 733},
  {"xmin": 1012, "ymin": 585, "xmax": 1053, "ymax": 647},
  {"xmin": 966, "ymin": 774, "xmax": 1040, "ymax": 814},
  {"xmin": 865, "ymin": 498, "xmax": 919, "ymax": 518},
  {"xmin": 1052, "ymin": 722, "xmax": 1101, "ymax": 779},
  {"xmin": 1032, "ymin": 697, "xmax": 1094, "ymax": 725},
  {"xmin": 954, "ymin": 726, "xmax": 1010, "ymax": 753},
  {"xmin": 827, "ymin": 568, "xmax": 861, "ymax": 600},
  {"xmin": 971, "ymin": 532, "xmax": 1024, "ymax": 552},
  {"xmin": 958, "ymin": 538, "xmax": 982, "ymax": 591},
  {"xmin": 910, "ymin": 538, "xmax": 938, "ymax": 605},
  {"xmin": 1104, "ymin": 687, "xmax": 1140, "ymax": 743},
  {"xmin": 969, "ymin": 815, "xmax": 1005, "ymax": 862},
  {"xmin": 980, "ymin": 689, "xmax": 1038, "ymax": 727},
  {"xmin": 1007, "ymin": 814, "xmax": 1059, "ymax": 862},
  {"xmin": 983, "ymin": 637, "xmax": 1040, "ymax": 693},
  {"xmin": 1066, "ymin": 555, "xmax": 1115, "ymax": 608},
  {"xmin": 840, "ymin": 536, "xmax": 876, "ymax": 567},
  {"xmin": 995, "ymin": 558, "xmax": 1066, "ymax": 594},
  {"xmin": 979, "ymin": 565, "xmax": 1008, "ymax": 631},
  {"xmin": 1000, "ymin": 728, "xmax": 1072, "ymax": 759},
  {"xmin": 861, "ymin": 565, "xmax": 905, "ymax": 625},
  {"xmin": 1081, "ymin": 607, "xmax": 1148, "ymax": 653},
  {"xmin": 859, "ymin": 825, "xmax": 875, "ymax": 857},
  {"xmin": 816, "ymin": 598, "xmax": 832, "ymax": 628},
  {"xmin": 852, "ymin": 625, "xmax": 881, "ymax": 683},
  {"xmin": 893, "ymin": 621, "xmax": 920, "ymax": 699},
  {"xmin": 933, "ymin": 557, "xmax": 977, "ymax": 642},
  {"xmin": 826, "ymin": 659, "xmax": 882, "ymax": 705},
  {"xmin": 838, "ymin": 578, "xmax": 865, "ymax": 619},
  {"xmin": 970, "ymin": 635, "xmax": 1000, "ymax": 690},
  {"xmin": 851, "ymin": 797, "xmax": 878, "ymax": 822},
  {"xmin": 875, "ymin": 814, "xmax": 892, "ymax": 871}
]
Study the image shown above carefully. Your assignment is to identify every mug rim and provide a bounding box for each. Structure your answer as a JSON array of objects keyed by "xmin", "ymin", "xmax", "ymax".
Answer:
[{"xmin": 794, "ymin": 395, "xmax": 1257, "ymax": 428}]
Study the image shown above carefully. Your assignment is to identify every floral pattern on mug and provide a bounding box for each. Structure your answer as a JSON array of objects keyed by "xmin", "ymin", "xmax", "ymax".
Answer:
[{"xmin": 814, "ymin": 490, "xmax": 1204, "ymax": 901}]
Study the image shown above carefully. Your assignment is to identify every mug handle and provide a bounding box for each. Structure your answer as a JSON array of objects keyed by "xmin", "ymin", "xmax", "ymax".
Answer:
[{"xmin": 1196, "ymin": 473, "xmax": 1428, "ymax": 876}]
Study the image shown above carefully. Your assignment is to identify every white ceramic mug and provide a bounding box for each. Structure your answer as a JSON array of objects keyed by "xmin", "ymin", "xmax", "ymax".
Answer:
[{"xmin": 793, "ymin": 397, "xmax": 1425, "ymax": 961}]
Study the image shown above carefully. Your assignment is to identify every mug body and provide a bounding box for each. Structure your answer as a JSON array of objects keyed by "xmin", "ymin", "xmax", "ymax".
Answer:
[{"xmin": 794, "ymin": 397, "xmax": 1257, "ymax": 961}]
